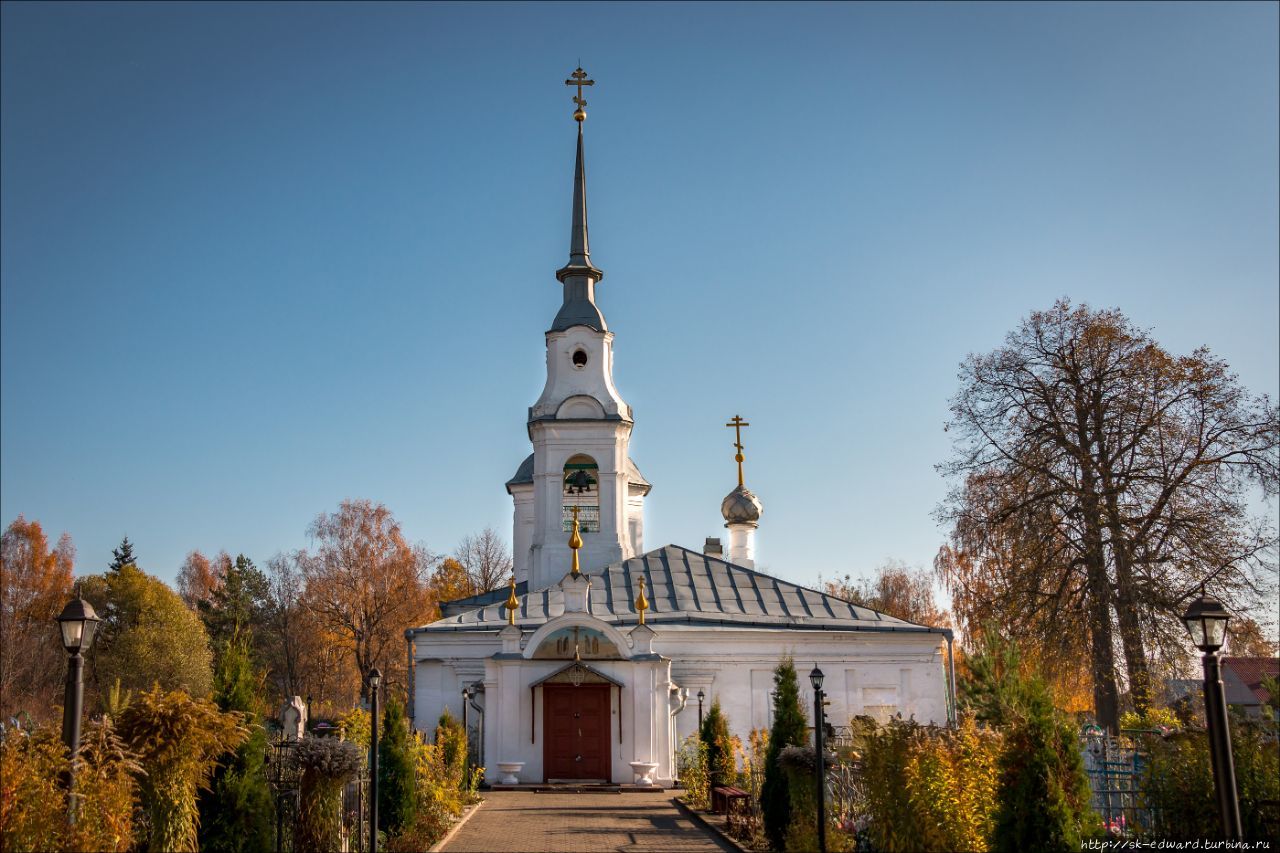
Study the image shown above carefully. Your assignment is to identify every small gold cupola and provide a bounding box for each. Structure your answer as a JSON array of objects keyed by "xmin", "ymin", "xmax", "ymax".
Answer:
[
  {"xmin": 568, "ymin": 504, "xmax": 584, "ymax": 577},
  {"xmin": 505, "ymin": 576, "xmax": 519, "ymax": 625},
  {"xmin": 635, "ymin": 575, "xmax": 649, "ymax": 625}
]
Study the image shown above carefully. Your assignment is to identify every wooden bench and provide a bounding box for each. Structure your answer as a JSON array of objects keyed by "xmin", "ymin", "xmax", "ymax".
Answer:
[{"xmin": 711, "ymin": 786, "xmax": 752, "ymax": 832}]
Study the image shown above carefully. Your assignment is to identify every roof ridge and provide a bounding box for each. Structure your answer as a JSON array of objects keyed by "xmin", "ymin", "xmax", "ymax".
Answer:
[{"xmin": 652, "ymin": 543, "xmax": 921, "ymax": 627}]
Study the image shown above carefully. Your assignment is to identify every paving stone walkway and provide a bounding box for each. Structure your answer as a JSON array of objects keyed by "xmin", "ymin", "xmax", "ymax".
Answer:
[{"xmin": 439, "ymin": 791, "xmax": 737, "ymax": 853}]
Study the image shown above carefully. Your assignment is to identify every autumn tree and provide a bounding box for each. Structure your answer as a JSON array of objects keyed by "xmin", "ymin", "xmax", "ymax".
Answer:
[
  {"xmin": 260, "ymin": 553, "xmax": 356, "ymax": 708},
  {"xmin": 1227, "ymin": 617, "xmax": 1279, "ymax": 658},
  {"xmin": 176, "ymin": 550, "xmax": 220, "ymax": 610},
  {"xmin": 81, "ymin": 563, "xmax": 214, "ymax": 700},
  {"xmin": 937, "ymin": 300, "xmax": 1279, "ymax": 731},
  {"xmin": 824, "ymin": 558, "xmax": 949, "ymax": 627},
  {"xmin": 297, "ymin": 500, "xmax": 433, "ymax": 700},
  {"xmin": 427, "ymin": 557, "xmax": 476, "ymax": 610},
  {"xmin": 0, "ymin": 516, "xmax": 75, "ymax": 720},
  {"xmin": 454, "ymin": 527, "xmax": 513, "ymax": 593}
]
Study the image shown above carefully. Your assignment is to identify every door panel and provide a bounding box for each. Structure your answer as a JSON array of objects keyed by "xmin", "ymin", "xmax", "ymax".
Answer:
[{"xmin": 543, "ymin": 683, "xmax": 611, "ymax": 781}]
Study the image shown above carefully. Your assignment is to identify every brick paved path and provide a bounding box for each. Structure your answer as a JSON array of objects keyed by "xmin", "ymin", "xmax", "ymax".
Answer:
[{"xmin": 439, "ymin": 791, "xmax": 737, "ymax": 853}]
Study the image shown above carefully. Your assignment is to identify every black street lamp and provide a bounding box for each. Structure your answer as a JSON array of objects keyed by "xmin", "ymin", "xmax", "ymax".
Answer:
[
  {"xmin": 461, "ymin": 684, "xmax": 475, "ymax": 788},
  {"xmin": 809, "ymin": 665, "xmax": 827, "ymax": 853},
  {"xmin": 367, "ymin": 668, "xmax": 382, "ymax": 853},
  {"xmin": 56, "ymin": 594, "xmax": 99, "ymax": 824},
  {"xmin": 1181, "ymin": 592, "xmax": 1241, "ymax": 840},
  {"xmin": 697, "ymin": 689, "xmax": 705, "ymax": 729}
]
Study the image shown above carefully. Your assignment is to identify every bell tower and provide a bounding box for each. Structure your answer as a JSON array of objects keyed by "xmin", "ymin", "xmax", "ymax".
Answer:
[{"xmin": 505, "ymin": 68, "xmax": 651, "ymax": 591}]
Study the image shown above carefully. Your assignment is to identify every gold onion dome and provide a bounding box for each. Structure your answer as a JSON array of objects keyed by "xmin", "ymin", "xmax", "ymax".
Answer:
[
  {"xmin": 568, "ymin": 505, "xmax": 584, "ymax": 577},
  {"xmin": 635, "ymin": 575, "xmax": 649, "ymax": 625},
  {"xmin": 505, "ymin": 577, "xmax": 519, "ymax": 625},
  {"xmin": 721, "ymin": 484, "xmax": 763, "ymax": 526}
]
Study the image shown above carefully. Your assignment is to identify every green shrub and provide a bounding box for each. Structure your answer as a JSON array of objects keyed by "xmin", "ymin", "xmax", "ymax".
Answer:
[
  {"xmin": 386, "ymin": 723, "xmax": 477, "ymax": 853},
  {"xmin": 379, "ymin": 695, "xmax": 417, "ymax": 838},
  {"xmin": 857, "ymin": 715, "xmax": 1001, "ymax": 853},
  {"xmin": 761, "ymin": 655, "xmax": 809, "ymax": 851},
  {"xmin": 337, "ymin": 706, "xmax": 371, "ymax": 747},
  {"xmin": 1119, "ymin": 706, "xmax": 1180, "ymax": 732},
  {"xmin": 700, "ymin": 699, "xmax": 737, "ymax": 788},
  {"xmin": 198, "ymin": 631, "xmax": 275, "ymax": 853},
  {"xmin": 0, "ymin": 717, "xmax": 140, "ymax": 853},
  {"xmin": 295, "ymin": 737, "xmax": 364, "ymax": 853},
  {"xmin": 676, "ymin": 734, "xmax": 710, "ymax": 810},
  {"xmin": 991, "ymin": 680, "xmax": 1094, "ymax": 853},
  {"xmin": 116, "ymin": 687, "xmax": 249, "ymax": 853},
  {"xmin": 1142, "ymin": 719, "xmax": 1280, "ymax": 841},
  {"xmin": 435, "ymin": 708, "xmax": 467, "ymax": 790}
]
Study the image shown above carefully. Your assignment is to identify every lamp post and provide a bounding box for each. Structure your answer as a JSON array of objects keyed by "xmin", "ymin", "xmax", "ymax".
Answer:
[
  {"xmin": 697, "ymin": 689, "xmax": 705, "ymax": 729},
  {"xmin": 462, "ymin": 684, "xmax": 474, "ymax": 789},
  {"xmin": 367, "ymin": 668, "xmax": 382, "ymax": 853},
  {"xmin": 809, "ymin": 665, "xmax": 827, "ymax": 853},
  {"xmin": 56, "ymin": 594, "xmax": 99, "ymax": 820},
  {"xmin": 1181, "ymin": 592, "xmax": 1241, "ymax": 840}
]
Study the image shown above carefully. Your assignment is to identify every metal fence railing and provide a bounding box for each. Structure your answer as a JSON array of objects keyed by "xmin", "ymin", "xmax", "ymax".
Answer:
[
  {"xmin": 1080, "ymin": 730, "xmax": 1152, "ymax": 837},
  {"xmin": 264, "ymin": 735, "xmax": 371, "ymax": 853}
]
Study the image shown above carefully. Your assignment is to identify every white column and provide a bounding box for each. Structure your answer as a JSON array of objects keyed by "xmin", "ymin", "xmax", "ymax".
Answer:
[{"xmin": 726, "ymin": 523, "xmax": 756, "ymax": 568}]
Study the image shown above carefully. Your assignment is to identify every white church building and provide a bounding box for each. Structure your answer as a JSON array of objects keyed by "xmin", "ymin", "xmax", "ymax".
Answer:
[{"xmin": 407, "ymin": 70, "xmax": 955, "ymax": 787}]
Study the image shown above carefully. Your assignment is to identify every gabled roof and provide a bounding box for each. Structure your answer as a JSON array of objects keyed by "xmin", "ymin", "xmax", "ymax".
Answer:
[
  {"xmin": 1222, "ymin": 656, "xmax": 1280, "ymax": 706},
  {"xmin": 414, "ymin": 545, "xmax": 946, "ymax": 636}
]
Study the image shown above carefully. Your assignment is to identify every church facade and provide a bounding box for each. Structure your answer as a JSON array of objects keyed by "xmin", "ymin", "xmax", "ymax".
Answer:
[{"xmin": 407, "ymin": 70, "xmax": 955, "ymax": 787}]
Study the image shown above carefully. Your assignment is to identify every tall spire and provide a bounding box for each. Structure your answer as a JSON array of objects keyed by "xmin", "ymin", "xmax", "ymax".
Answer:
[{"xmin": 552, "ymin": 67, "xmax": 607, "ymax": 332}]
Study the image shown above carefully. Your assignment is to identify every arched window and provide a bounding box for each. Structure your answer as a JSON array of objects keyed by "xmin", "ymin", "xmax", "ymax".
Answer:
[
  {"xmin": 532, "ymin": 626, "xmax": 621, "ymax": 660},
  {"xmin": 563, "ymin": 454, "xmax": 600, "ymax": 532}
]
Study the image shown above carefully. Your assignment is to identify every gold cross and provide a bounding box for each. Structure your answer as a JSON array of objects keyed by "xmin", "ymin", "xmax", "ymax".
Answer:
[
  {"xmin": 726, "ymin": 415, "xmax": 750, "ymax": 487},
  {"xmin": 566, "ymin": 67, "xmax": 594, "ymax": 121}
]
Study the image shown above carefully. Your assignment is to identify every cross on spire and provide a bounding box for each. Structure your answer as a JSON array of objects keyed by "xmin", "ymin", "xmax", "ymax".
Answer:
[
  {"xmin": 566, "ymin": 67, "xmax": 594, "ymax": 122},
  {"xmin": 726, "ymin": 415, "xmax": 751, "ymax": 487}
]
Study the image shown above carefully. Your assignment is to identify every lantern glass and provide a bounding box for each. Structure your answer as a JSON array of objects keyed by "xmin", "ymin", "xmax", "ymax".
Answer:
[
  {"xmin": 60, "ymin": 617, "xmax": 83, "ymax": 652},
  {"xmin": 368, "ymin": 668, "xmax": 382, "ymax": 691},
  {"xmin": 809, "ymin": 666, "xmax": 825, "ymax": 692},
  {"xmin": 1205, "ymin": 615, "xmax": 1228, "ymax": 649},
  {"xmin": 1184, "ymin": 616, "xmax": 1206, "ymax": 648}
]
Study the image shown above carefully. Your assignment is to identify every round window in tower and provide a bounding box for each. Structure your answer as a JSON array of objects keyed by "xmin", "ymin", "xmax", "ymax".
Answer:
[{"xmin": 571, "ymin": 349, "xmax": 588, "ymax": 368}]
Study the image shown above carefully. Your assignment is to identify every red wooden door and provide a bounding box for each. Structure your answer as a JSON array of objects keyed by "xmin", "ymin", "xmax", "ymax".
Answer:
[{"xmin": 543, "ymin": 683, "xmax": 611, "ymax": 781}]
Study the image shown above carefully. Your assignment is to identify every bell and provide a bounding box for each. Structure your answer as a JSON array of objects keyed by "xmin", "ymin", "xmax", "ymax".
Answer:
[{"xmin": 565, "ymin": 469, "xmax": 593, "ymax": 494}]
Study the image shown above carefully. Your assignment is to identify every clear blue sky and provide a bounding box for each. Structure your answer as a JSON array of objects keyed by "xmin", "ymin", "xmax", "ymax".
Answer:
[{"xmin": 3, "ymin": 2, "xmax": 1277, "ymax": 597}]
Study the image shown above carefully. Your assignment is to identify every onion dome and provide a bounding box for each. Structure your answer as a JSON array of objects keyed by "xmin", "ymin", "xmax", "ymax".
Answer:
[{"xmin": 721, "ymin": 484, "xmax": 763, "ymax": 526}]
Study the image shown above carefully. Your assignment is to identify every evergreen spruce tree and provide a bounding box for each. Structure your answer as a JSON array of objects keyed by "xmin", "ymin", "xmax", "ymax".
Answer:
[
  {"xmin": 760, "ymin": 655, "xmax": 809, "ymax": 851},
  {"xmin": 699, "ymin": 698, "xmax": 735, "ymax": 788},
  {"xmin": 197, "ymin": 631, "xmax": 275, "ymax": 853},
  {"xmin": 199, "ymin": 554, "xmax": 271, "ymax": 650},
  {"xmin": 378, "ymin": 695, "xmax": 418, "ymax": 837},
  {"xmin": 992, "ymin": 671, "xmax": 1095, "ymax": 852},
  {"xmin": 109, "ymin": 536, "xmax": 137, "ymax": 572}
]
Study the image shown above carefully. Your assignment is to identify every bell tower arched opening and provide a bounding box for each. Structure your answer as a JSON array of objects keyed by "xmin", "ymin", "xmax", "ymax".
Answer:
[{"xmin": 562, "ymin": 454, "xmax": 600, "ymax": 533}]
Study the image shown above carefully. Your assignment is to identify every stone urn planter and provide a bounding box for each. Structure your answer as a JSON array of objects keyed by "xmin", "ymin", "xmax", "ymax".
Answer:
[
  {"xmin": 629, "ymin": 761, "xmax": 659, "ymax": 786},
  {"xmin": 497, "ymin": 761, "xmax": 525, "ymax": 785}
]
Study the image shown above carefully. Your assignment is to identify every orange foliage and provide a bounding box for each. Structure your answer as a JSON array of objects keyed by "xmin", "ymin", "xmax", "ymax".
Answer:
[
  {"xmin": 1, "ymin": 516, "xmax": 75, "ymax": 720},
  {"xmin": 176, "ymin": 549, "xmax": 222, "ymax": 609},
  {"xmin": 298, "ymin": 500, "xmax": 434, "ymax": 701}
]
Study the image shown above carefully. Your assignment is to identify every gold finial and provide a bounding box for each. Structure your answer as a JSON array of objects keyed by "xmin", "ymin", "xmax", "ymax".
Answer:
[
  {"xmin": 568, "ymin": 504, "xmax": 583, "ymax": 577},
  {"xmin": 505, "ymin": 576, "xmax": 519, "ymax": 625},
  {"xmin": 726, "ymin": 414, "xmax": 751, "ymax": 487},
  {"xmin": 566, "ymin": 66, "xmax": 594, "ymax": 122},
  {"xmin": 635, "ymin": 575, "xmax": 649, "ymax": 625}
]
